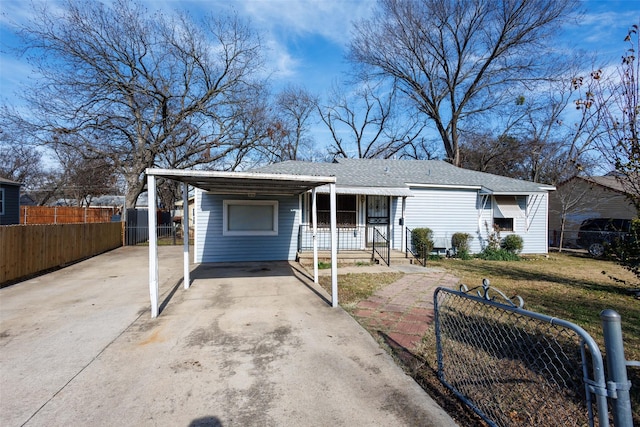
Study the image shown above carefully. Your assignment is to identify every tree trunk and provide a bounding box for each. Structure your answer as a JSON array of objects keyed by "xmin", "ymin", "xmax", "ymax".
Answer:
[{"xmin": 125, "ymin": 176, "xmax": 146, "ymax": 212}]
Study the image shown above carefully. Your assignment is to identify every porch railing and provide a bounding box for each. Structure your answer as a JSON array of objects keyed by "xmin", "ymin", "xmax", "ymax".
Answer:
[{"xmin": 298, "ymin": 224, "xmax": 367, "ymax": 252}]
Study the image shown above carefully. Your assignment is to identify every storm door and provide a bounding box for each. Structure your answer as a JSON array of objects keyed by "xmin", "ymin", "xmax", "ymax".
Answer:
[{"xmin": 366, "ymin": 195, "xmax": 389, "ymax": 246}]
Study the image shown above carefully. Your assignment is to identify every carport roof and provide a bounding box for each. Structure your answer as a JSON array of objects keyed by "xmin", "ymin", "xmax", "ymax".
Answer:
[{"xmin": 146, "ymin": 168, "xmax": 336, "ymax": 196}]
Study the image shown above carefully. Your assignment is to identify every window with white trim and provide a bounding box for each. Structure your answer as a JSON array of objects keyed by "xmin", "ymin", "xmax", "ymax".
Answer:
[
  {"xmin": 0, "ymin": 188, "xmax": 4, "ymax": 215},
  {"xmin": 493, "ymin": 196, "xmax": 523, "ymax": 232},
  {"xmin": 223, "ymin": 200, "xmax": 278, "ymax": 236}
]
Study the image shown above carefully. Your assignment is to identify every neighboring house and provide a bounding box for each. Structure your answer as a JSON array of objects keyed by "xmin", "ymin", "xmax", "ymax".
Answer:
[
  {"xmin": 174, "ymin": 196, "xmax": 195, "ymax": 230},
  {"xmin": 0, "ymin": 177, "xmax": 21, "ymax": 225},
  {"xmin": 548, "ymin": 175, "xmax": 638, "ymax": 247},
  {"xmin": 194, "ymin": 159, "xmax": 555, "ymax": 263}
]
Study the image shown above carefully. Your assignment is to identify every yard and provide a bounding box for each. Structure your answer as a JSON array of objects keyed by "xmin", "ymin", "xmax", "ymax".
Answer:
[{"xmin": 319, "ymin": 252, "xmax": 639, "ymax": 426}]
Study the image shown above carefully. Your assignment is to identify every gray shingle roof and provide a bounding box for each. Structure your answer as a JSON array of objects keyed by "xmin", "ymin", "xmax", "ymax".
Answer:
[
  {"xmin": 0, "ymin": 177, "xmax": 21, "ymax": 186},
  {"xmin": 254, "ymin": 159, "xmax": 554, "ymax": 194}
]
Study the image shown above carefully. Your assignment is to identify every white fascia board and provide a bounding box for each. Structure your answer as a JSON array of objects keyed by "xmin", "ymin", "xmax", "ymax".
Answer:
[
  {"xmin": 484, "ymin": 189, "xmax": 555, "ymax": 195},
  {"xmin": 145, "ymin": 168, "xmax": 336, "ymax": 185}
]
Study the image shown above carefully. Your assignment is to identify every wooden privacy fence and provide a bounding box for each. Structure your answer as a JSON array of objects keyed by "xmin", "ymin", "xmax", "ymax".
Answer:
[
  {"xmin": 20, "ymin": 206, "xmax": 118, "ymax": 224},
  {"xmin": 0, "ymin": 222, "xmax": 123, "ymax": 286}
]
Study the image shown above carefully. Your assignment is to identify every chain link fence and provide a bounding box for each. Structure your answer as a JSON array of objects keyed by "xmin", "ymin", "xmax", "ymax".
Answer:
[{"xmin": 434, "ymin": 280, "xmax": 612, "ymax": 427}]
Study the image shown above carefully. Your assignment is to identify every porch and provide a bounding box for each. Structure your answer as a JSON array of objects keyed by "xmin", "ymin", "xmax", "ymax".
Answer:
[{"xmin": 297, "ymin": 249, "xmax": 419, "ymax": 267}]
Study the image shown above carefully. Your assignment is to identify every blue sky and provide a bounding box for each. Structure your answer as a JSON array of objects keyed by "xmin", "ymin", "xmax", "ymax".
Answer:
[{"xmin": 0, "ymin": 0, "xmax": 639, "ymax": 149}]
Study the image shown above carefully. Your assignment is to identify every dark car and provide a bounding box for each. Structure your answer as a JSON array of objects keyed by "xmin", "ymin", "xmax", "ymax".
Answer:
[{"xmin": 576, "ymin": 218, "xmax": 632, "ymax": 257}]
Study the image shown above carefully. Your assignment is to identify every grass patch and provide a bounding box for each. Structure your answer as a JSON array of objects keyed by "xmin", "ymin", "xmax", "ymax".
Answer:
[
  {"xmin": 317, "ymin": 272, "xmax": 403, "ymax": 309},
  {"xmin": 315, "ymin": 252, "xmax": 639, "ymax": 425},
  {"xmin": 429, "ymin": 252, "xmax": 640, "ymax": 424},
  {"xmin": 317, "ymin": 261, "xmax": 332, "ymax": 269}
]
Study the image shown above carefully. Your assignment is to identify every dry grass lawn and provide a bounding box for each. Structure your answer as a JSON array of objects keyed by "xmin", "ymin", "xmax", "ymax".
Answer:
[{"xmin": 320, "ymin": 251, "xmax": 639, "ymax": 426}]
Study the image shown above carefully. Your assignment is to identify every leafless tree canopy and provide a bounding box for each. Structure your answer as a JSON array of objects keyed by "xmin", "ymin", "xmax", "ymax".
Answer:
[
  {"xmin": 584, "ymin": 24, "xmax": 640, "ymax": 210},
  {"xmin": 257, "ymin": 85, "xmax": 319, "ymax": 162},
  {"xmin": 16, "ymin": 0, "xmax": 267, "ymax": 208},
  {"xmin": 349, "ymin": 0, "xmax": 578, "ymax": 166},
  {"xmin": 318, "ymin": 80, "xmax": 427, "ymax": 159}
]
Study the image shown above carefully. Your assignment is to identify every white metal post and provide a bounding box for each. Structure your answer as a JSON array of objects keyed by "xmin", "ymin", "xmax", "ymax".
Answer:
[
  {"xmin": 148, "ymin": 174, "xmax": 159, "ymax": 318},
  {"xmin": 182, "ymin": 182, "xmax": 190, "ymax": 290},
  {"xmin": 312, "ymin": 188, "xmax": 318, "ymax": 284},
  {"xmin": 330, "ymin": 183, "xmax": 338, "ymax": 307},
  {"xmin": 401, "ymin": 196, "xmax": 406, "ymax": 252}
]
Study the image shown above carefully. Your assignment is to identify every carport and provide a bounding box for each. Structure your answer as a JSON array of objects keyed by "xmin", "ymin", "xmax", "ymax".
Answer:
[{"xmin": 145, "ymin": 168, "xmax": 338, "ymax": 318}]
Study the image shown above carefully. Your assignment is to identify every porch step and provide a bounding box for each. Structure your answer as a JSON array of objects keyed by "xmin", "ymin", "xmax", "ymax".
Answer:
[{"xmin": 297, "ymin": 250, "xmax": 418, "ymax": 267}]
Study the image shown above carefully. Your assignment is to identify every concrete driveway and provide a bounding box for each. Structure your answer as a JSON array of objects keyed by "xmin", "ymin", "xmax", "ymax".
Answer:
[{"xmin": 0, "ymin": 246, "xmax": 457, "ymax": 426}]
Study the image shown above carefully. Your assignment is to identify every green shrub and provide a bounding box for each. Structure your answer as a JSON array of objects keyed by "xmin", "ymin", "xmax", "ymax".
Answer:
[
  {"xmin": 451, "ymin": 232, "xmax": 471, "ymax": 258},
  {"xmin": 476, "ymin": 248, "xmax": 520, "ymax": 261},
  {"xmin": 501, "ymin": 234, "xmax": 524, "ymax": 254},
  {"xmin": 411, "ymin": 228, "xmax": 434, "ymax": 259},
  {"xmin": 451, "ymin": 232, "xmax": 471, "ymax": 252}
]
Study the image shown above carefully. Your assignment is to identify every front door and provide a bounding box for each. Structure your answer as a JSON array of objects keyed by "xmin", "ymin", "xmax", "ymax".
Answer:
[{"xmin": 366, "ymin": 195, "xmax": 389, "ymax": 246}]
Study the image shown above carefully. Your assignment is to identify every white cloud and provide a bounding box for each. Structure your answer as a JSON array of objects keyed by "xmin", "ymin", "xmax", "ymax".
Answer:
[
  {"xmin": 237, "ymin": 0, "xmax": 373, "ymax": 46},
  {"xmin": 568, "ymin": 6, "xmax": 640, "ymax": 58}
]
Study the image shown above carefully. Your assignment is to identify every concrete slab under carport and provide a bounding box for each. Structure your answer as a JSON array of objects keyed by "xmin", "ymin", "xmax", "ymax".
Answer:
[{"xmin": 0, "ymin": 246, "xmax": 457, "ymax": 427}]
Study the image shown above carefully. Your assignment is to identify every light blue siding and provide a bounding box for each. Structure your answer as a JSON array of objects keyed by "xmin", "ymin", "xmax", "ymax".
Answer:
[
  {"xmin": 404, "ymin": 188, "xmax": 482, "ymax": 252},
  {"xmin": 478, "ymin": 194, "xmax": 549, "ymax": 254},
  {"xmin": 195, "ymin": 192, "xmax": 300, "ymax": 262},
  {"xmin": 523, "ymin": 194, "xmax": 549, "ymax": 253}
]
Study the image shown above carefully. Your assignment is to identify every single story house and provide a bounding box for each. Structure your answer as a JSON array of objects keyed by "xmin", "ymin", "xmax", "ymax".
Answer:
[
  {"xmin": 0, "ymin": 177, "xmax": 21, "ymax": 225},
  {"xmin": 548, "ymin": 174, "xmax": 638, "ymax": 247},
  {"xmin": 193, "ymin": 159, "xmax": 555, "ymax": 263},
  {"xmin": 145, "ymin": 160, "xmax": 553, "ymax": 317}
]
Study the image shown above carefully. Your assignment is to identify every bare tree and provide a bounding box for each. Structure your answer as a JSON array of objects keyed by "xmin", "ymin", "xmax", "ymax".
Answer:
[
  {"xmin": 461, "ymin": 60, "xmax": 603, "ymax": 185},
  {"xmin": 0, "ymin": 135, "xmax": 44, "ymax": 189},
  {"xmin": 12, "ymin": 0, "xmax": 267, "ymax": 209},
  {"xmin": 349, "ymin": 0, "xmax": 578, "ymax": 166},
  {"xmin": 585, "ymin": 24, "xmax": 640, "ymax": 210},
  {"xmin": 319, "ymin": 80, "xmax": 427, "ymax": 159},
  {"xmin": 461, "ymin": 134, "xmax": 526, "ymax": 176},
  {"xmin": 52, "ymin": 142, "xmax": 118, "ymax": 206},
  {"xmin": 262, "ymin": 85, "xmax": 319, "ymax": 162}
]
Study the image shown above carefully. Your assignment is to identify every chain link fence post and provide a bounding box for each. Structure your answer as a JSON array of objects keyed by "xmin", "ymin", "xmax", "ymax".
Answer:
[{"xmin": 601, "ymin": 309, "xmax": 633, "ymax": 427}]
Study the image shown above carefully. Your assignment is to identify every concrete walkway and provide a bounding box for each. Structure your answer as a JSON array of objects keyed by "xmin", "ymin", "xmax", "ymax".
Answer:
[{"xmin": 0, "ymin": 246, "xmax": 457, "ymax": 427}]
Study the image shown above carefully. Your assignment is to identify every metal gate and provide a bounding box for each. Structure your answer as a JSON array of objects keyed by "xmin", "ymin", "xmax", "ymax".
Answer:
[{"xmin": 434, "ymin": 279, "xmax": 636, "ymax": 427}]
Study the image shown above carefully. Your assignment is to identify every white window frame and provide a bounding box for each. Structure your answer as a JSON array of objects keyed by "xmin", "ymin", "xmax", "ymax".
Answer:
[
  {"xmin": 223, "ymin": 199, "xmax": 278, "ymax": 236},
  {"xmin": 0, "ymin": 188, "xmax": 4, "ymax": 216},
  {"xmin": 493, "ymin": 196, "xmax": 524, "ymax": 232}
]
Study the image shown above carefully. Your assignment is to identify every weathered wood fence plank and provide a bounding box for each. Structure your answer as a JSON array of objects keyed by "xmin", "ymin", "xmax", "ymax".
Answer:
[{"xmin": 0, "ymin": 222, "xmax": 123, "ymax": 286}]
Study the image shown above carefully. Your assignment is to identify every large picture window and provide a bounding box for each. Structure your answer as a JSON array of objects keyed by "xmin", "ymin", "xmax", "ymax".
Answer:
[
  {"xmin": 315, "ymin": 194, "xmax": 357, "ymax": 226},
  {"xmin": 223, "ymin": 200, "xmax": 278, "ymax": 236}
]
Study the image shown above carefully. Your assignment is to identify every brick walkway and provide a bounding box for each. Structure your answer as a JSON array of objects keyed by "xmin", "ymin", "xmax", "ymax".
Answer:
[{"xmin": 352, "ymin": 269, "xmax": 460, "ymax": 352}]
